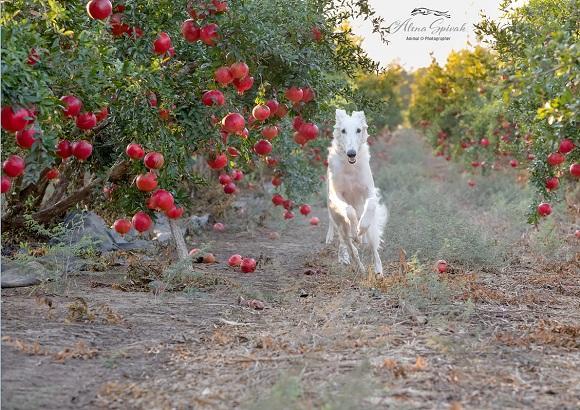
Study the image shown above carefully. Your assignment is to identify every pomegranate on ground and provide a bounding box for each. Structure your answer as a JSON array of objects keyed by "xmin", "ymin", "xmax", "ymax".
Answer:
[
  {"xmin": 436, "ymin": 260, "xmax": 448, "ymax": 273},
  {"xmin": 228, "ymin": 254, "xmax": 243, "ymax": 267},
  {"xmin": 240, "ymin": 258, "xmax": 256, "ymax": 273}
]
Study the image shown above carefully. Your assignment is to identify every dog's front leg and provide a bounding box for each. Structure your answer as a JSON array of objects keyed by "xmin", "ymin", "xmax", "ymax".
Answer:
[
  {"xmin": 357, "ymin": 196, "xmax": 377, "ymax": 238},
  {"xmin": 328, "ymin": 194, "xmax": 359, "ymax": 241},
  {"xmin": 328, "ymin": 196, "xmax": 364, "ymax": 271}
]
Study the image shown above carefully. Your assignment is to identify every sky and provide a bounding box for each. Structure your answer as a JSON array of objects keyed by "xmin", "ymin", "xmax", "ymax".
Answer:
[{"xmin": 351, "ymin": 0, "xmax": 507, "ymax": 70}]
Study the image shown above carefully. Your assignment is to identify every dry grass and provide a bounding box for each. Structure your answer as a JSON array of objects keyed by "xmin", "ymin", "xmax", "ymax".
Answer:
[
  {"xmin": 496, "ymin": 320, "xmax": 580, "ymax": 349},
  {"xmin": 2, "ymin": 336, "xmax": 98, "ymax": 363}
]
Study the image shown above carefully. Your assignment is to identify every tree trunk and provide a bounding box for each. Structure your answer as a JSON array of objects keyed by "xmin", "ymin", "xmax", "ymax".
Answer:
[
  {"xmin": 169, "ymin": 218, "xmax": 189, "ymax": 260},
  {"xmin": 1, "ymin": 160, "xmax": 129, "ymax": 232}
]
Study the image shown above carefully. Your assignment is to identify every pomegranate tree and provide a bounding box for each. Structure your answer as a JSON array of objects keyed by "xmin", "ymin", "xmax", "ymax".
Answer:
[
  {"xmin": 1, "ymin": 0, "xmax": 387, "ymax": 256},
  {"xmin": 411, "ymin": 0, "xmax": 579, "ymax": 224}
]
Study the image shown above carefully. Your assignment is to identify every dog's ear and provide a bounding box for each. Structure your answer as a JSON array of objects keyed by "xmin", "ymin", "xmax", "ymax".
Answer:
[
  {"xmin": 352, "ymin": 111, "xmax": 367, "ymax": 126},
  {"xmin": 335, "ymin": 109, "xmax": 347, "ymax": 123}
]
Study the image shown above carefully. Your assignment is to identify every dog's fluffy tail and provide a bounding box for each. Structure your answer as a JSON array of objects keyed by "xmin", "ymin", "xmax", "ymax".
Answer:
[{"xmin": 375, "ymin": 188, "xmax": 388, "ymax": 247}]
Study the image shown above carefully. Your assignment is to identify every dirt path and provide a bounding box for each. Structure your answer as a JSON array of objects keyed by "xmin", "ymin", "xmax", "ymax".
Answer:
[{"xmin": 2, "ymin": 130, "xmax": 579, "ymax": 410}]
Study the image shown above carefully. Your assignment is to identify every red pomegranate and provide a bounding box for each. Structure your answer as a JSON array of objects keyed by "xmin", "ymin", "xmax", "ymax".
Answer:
[
  {"xmin": 126, "ymin": 143, "xmax": 145, "ymax": 160},
  {"xmin": 272, "ymin": 194, "xmax": 284, "ymax": 206},
  {"xmin": 166, "ymin": 206, "xmax": 184, "ymax": 219},
  {"xmin": 301, "ymin": 87, "xmax": 315, "ymax": 103},
  {"xmin": 545, "ymin": 177, "xmax": 559, "ymax": 191},
  {"xmin": 60, "ymin": 96, "xmax": 83, "ymax": 118},
  {"xmin": 56, "ymin": 140, "xmax": 72, "ymax": 159},
  {"xmin": 231, "ymin": 169, "xmax": 244, "ymax": 181},
  {"xmin": 136, "ymin": 172, "xmax": 158, "ymax": 192},
  {"xmin": 299, "ymin": 204, "xmax": 311, "ymax": 216},
  {"xmin": 558, "ymin": 139, "xmax": 575, "ymax": 154},
  {"xmin": 221, "ymin": 113, "xmax": 245, "ymax": 133},
  {"xmin": 95, "ymin": 106, "xmax": 108, "ymax": 123},
  {"xmin": 294, "ymin": 132, "xmax": 308, "ymax": 146},
  {"xmin": 215, "ymin": 66, "xmax": 233, "ymax": 85},
  {"xmin": 202, "ymin": 90, "xmax": 225, "ymax": 106},
  {"xmin": 570, "ymin": 163, "xmax": 580, "ymax": 178},
  {"xmin": 230, "ymin": 62, "xmax": 249, "ymax": 79},
  {"xmin": 547, "ymin": 152, "xmax": 565, "ymax": 166},
  {"xmin": 218, "ymin": 174, "xmax": 231, "ymax": 185},
  {"xmin": 207, "ymin": 153, "xmax": 228, "ymax": 170},
  {"xmin": 228, "ymin": 254, "xmax": 243, "ymax": 267},
  {"xmin": 253, "ymin": 139, "xmax": 272, "ymax": 156},
  {"xmin": 272, "ymin": 176, "xmax": 282, "ymax": 187},
  {"xmin": 1, "ymin": 176, "xmax": 11, "ymax": 193},
  {"xmin": 223, "ymin": 182, "xmax": 236, "ymax": 194},
  {"xmin": 227, "ymin": 146, "xmax": 240, "ymax": 157},
  {"xmin": 292, "ymin": 116, "xmax": 304, "ymax": 132},
  {"xmin": 181, "ymin": 19, "xmax": 200, "ymax": 42},
  {"xmin": 76, "ymin": 112, "xmax": 97, "ymax": 130},
  {"xmin": 285, "ymin": 87, "xmax": 303, "ymax": 103},
  {"xmin": 276, "ymin": 104, "xmax": 288, "ymax": 118},
  {"xmin": 261, "ymin": 125, "xmax": 279, "ymax": 140},
  {"xmin": 1, "ymin": 106, "xmax": 30, "ymax": 132},
  {"xmin": 27, "ymin": 48, "xmax": 40, "ymax": 65},
  {"xmin": 299, "ymin": 123, "xmax": 319, "ymax": 140},
  {"xmin": 15, "ymin": 129, "xmax": 37, "ymax": 149},
  {"xmin": 233, "ymin": 76, "xmax": 254, "ymax": 94},
  {"xmin": 144, "ymin": 151, "xmax": 164, "ymax": 169},
  {"xmin": 113, "ymin": 219, "xmax": 132, "ymax": 235},
  {"xmin": 153, "ymin": 32, "xmax": 172, "ymax": 54},
  {"xmin": 132, "ymin": 211, "xmax": 153, "ymax": 232},
  {"xmin": 240, "ymin": 257, "xmax": 256, "ymax": 273},
  {"xmin": 2, "ymin": 155, "xmax": 25, "ymax": 177},
  {"xmin": 311, "ymin": 27, "xmax": 323, "ymax": 42},
  {"xmin": 87, "ymin": 0, "xmax": 112, "ymax": 19},
  {"xmin": 266, "ymin": 99, "xmax": 280, "ymax": 114},
  {"xmin": 45, "ymin": 168, "xmax": 59, "ymax": 180},
  {"xmin": 537, "ymin": 203, "xmax": 552, "ymax": 217},
  {"xmin": 71, "ymin": 140, "xmax": 93, "ymax": 161},
  {"xmin": 200, "ymin": 23, "xmax": 219, "ymax": 46},
  {"xmin": 151, "ymin": 189, "xmax": 174, "ymax": 211},
  {"xmin": 252, "ymin": 105, "xmax": 270, "ymax": 121}
]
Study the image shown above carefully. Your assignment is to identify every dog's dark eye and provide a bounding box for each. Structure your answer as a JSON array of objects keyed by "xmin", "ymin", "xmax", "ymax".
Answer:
[
  {"xmin": 341, "ymin": 129, "xmax": 346, "ymax": 134},
  {"xmin": 356, "ymin": 128, "xmax": 361, "ymax": 133}
]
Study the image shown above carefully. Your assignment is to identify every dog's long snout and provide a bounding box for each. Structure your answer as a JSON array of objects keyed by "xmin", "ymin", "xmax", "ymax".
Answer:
[{"xmin": 346, "ymin": 149, "xmax": 357, "ymax": 164}]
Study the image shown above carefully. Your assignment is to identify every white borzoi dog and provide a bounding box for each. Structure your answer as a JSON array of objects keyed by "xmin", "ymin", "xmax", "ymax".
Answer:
[{"xmin": 326, "ymin": 109, "xmax": 388, "ymax": 275}]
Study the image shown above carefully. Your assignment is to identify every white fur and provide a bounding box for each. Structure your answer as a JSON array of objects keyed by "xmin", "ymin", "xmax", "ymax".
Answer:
[{"xmin": 325, "ymin": 109, "xmax": 388, "ymax": 275}]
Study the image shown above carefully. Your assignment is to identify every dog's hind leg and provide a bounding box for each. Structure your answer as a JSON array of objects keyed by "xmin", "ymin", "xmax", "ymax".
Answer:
[
  {"xmin": 366, "ymin": 226, "xmax": 383, "ymax": 276},
  {"xmin": 366, "ymin": 201, "xmax": 388, "ymax": 276}
]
